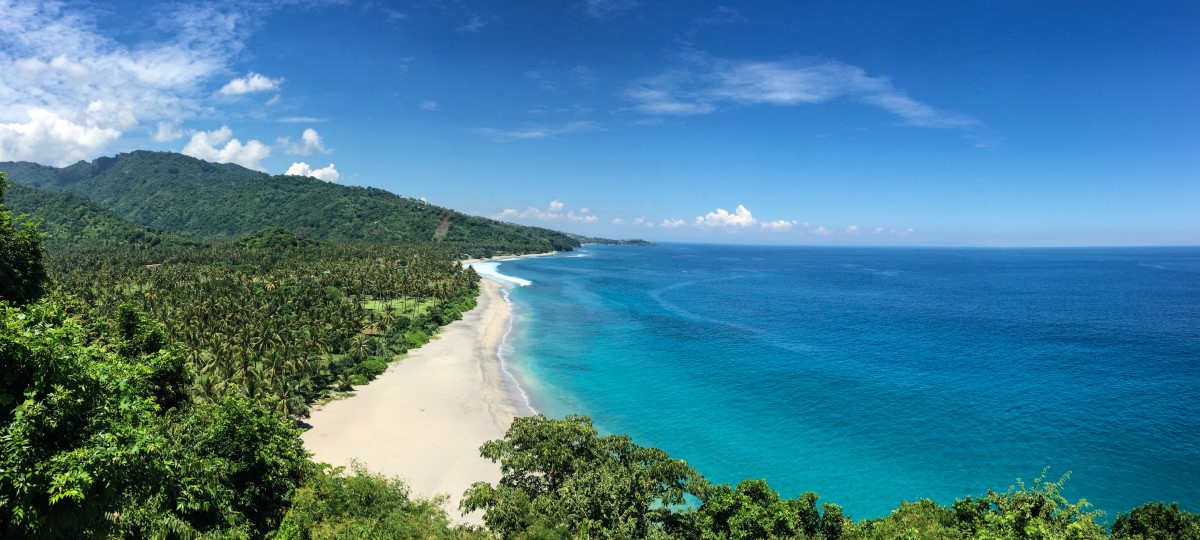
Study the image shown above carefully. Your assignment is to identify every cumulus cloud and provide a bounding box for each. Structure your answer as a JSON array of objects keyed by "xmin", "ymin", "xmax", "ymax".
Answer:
[
  {"xmin": 761, "ymin": 219, "xmax": 797, "ymax": 232},
  {"xmin": 625, "ymin": 57, "xmax": 976, "ymax": 128},
  {"xmin": 182, "ymin": 126, "xmax": 270, "ymax": 171},
  {"xmin": 661, "ymin": 218, "xmax": 686, "ymax": 228},
  {"xmin": 153, "ymin": 121, "xmax": 184, "ymax": 142},
  {"xmin": 813, "ymin": 226, "xmax": 832, "ymax": 235},
  {"xmin": 497, "ymin": 199, "xmax": 596, "ymax": 223},
  {"xmin": 278, "ymin": 127, "xmax": 329, "ymax": 155},
  {"xmin": 219, "ymin": 72, "xmax": 282, "ymax": 95},
  {"xmin": 285, "ymin": 161, "xmax": 340, "ymax": 182},
  {"xmin": 846, "ymin": 224, "xmax": 859, "ymax": 234},
  {"xmin": 567, "ymin": 208, "xmax": 598, "ymax": 223},
  {"xmin": 0, "ymin": 1, "xmax": 307, "ymax": 165},
  {"xmin": 0, "ymin": 108, "xmax": 121, "ymax": 165},
  {"xmin": 696, "ymin": 204, "xmax": 756, "ymax": 228},
  {"xmin": 612, "ymin": 218, "xmax": 625, "ymax": 225}
]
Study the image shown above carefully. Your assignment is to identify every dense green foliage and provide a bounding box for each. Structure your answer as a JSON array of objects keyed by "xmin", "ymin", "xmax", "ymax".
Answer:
[
  {"xmin": 232, "ymin": 226, "xmax": 323, "ymax": 250},
  {"xmin": 0, "ymin": 175, "xmax": 488, "ymax": 538},
  {"xmin": 2, "ymin": 151, "xmax": 583, "ymax": 256},
  {"xmin": 0, "ymin": 172, "xmax": 47, "ymax": 305},
  {"xmin": 1112, "ymin": 502, "xmax": 1200, "ymax": 539},
  {"xmin": 463, "ymin": 415, "xmax": 704, "ymax": 538},
  {"xmin": 466, "ymin": 416, "xmax": 1200, "ymax": 540},
  {"xmin": 49, "ymin": 243, "xmax": 481, "ymax": 418},
  {"xmin": 0, "ymin": 298, "xmax": 311, "ymax": 538},
  {"xmin": 278, "ymin": 462, "xmax": 486, "ymax": 539},
  {"xmin": 3, "ymin": 182, "xmax": 197, "ymax": 250}
]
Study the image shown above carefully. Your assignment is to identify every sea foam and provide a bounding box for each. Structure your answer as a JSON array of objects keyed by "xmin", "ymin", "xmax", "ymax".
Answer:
[{"xmin": 468, "ymin": 261, "xmax": 532, "ymax": 286}]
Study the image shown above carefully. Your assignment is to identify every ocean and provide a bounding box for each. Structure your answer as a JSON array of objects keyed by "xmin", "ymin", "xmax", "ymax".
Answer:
[{"xmin": 488, "ymin": 244, "xmax": 1200, "ymax": 521}]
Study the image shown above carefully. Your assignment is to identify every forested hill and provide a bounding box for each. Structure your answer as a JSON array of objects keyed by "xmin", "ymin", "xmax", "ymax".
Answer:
[
  {"xmin": 4, "ymin": 183, "xmax": 198, "ymax": 250},
  {"xmin": 1, "ymin": 151, "xmax": 582, "ymax": 254}
]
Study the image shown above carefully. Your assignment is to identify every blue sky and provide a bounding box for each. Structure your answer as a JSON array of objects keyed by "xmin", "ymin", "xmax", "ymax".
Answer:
[{"xmin": 1, "ymin": 0, "xmax": 1197, "ymax": 246}]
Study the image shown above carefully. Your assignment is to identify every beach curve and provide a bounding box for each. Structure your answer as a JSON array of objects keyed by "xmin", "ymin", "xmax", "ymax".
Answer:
[{"xmin": 302, "ymin": 276, "xmax": 520, "ymax": 524}]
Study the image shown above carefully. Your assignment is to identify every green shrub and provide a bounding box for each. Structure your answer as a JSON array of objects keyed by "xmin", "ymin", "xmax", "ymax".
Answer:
[
  {"xmin": 355, "ymin": 357, "xmax": 389, "ymax": 380},
  {"xmin": 277, "ymin": 462, "xmax": 484, "ymax": 539},
  {"xmin": 1113, "ymin": 502, "xmax": 1200, "ymax": 539},
  {"xmin": 404, "ymin": 330, "xmax": 430, "ymax": 350}
]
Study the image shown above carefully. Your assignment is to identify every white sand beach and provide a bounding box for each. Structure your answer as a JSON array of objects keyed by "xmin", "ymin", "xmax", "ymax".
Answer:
[{"xmin": 302, "ymin": 277, "xmax": 520, "ymax": 524}]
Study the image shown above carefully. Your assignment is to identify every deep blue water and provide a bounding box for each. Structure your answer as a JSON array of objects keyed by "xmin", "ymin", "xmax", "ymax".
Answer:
[{"xmin": 497, "ymin": 244, "xmax": 1200, "ymax": 521}]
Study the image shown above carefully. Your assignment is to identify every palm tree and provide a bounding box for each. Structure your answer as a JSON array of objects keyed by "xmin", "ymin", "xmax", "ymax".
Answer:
[{"xmin": 348, "ymin": 333, "xmax": 371, "ymax": 361}]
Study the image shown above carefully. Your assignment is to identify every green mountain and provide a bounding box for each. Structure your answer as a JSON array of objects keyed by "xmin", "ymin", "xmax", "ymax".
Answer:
[
  {"xmin": 3, "ymin": 182, "xmax": 198, "ymax": 250},
  {"xmin": 0, "ymin": 151, "xmax": 583, "ymax": 254}
]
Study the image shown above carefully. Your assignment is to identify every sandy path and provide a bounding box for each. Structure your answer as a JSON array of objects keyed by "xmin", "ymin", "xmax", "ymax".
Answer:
[{"xmin": 302, "ymin": 279, "xmax": 517, "ymax": 524}]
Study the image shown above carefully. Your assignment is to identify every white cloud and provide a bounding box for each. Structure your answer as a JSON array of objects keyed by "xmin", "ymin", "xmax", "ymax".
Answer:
[
  {"xmin": 182, "ymin": 126, "xmax": 270, "ymax": 171},
  {"xmin": 761, "ymin": 219, "xmax": 797, "ymax": 232},
  {"xmin": 278, "ymin": 127, "xmax": 329, "ymax": 155},
  {"xmin": 873, "ymin": 227, "xmax": 885, "ymax": 234},
  {"xmin": 420, "ymin": 100, "xmax": 439, "ymax": 110},
  {"xmin": 497, "ymin": 199, "xmax": 590, "ymax": 222},
  {"xmin": 813, "ymin": 226, "xmax": 832, "ymax": 235},
  {"xmin": 583, "ymin": 0, "xmax": 637, "ymax": 18},
  {"xmin": 624, "ymin": 70, "xmax": 717, "ymax": 116},
  {"xmin": 219, "ymin": 72, "xmax": 283, "ymax": 96},
  {"xmin": 0, "ymin": 108, "xmax": 121, "ymax": 165},
  {"xmin": 152, "ymin": 121, "xmax": 184, "ymax": 142},
  {"xmin": 568, "ymin": 210, "xmax": 598, "ymax": 223},
  {"xmin": 846, "ymin": 224, "xmax": 859, "ymax": 234},
  {"xmin": 661, "ymin": 218, "xmax": 686, "ymax": 228},
  {"xmin": 696, "ymin": 204, "xmax": 756, "ymax": 228},
  {"xmin": 470, "ymin": 121, "xmax": 599, "ymax": 142},
  {"xmin": 626, "ymin": 57, "xmax": 976, "ymax": 128},
  {"xmin": 566, "ymin": 207, "xmax": 597, "ymax": 223},
  {"xmin": 612, "ymin": 218, "xmax": 625, "ymax": 225},
  {"xmin": 285, "ymin": 161, "xmax": 340, "ymax": 182},
  {"xmin": 278, "ymin": 116, "xmax": 326, "ymax": 123},
  {"xmin": 0, "ymin": 1, "xmax": 310, "ymax": 165}
]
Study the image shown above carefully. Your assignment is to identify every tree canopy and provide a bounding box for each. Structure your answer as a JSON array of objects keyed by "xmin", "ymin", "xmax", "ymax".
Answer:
[{"xmin": 0, "ymin": 171, "xmax": 47, "ymax": 306}]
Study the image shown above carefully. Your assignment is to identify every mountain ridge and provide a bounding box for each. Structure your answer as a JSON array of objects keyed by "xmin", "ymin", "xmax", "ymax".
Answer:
[{"xmin": 1, "ymin": 151, "xmax": 619, "ymax": 255}]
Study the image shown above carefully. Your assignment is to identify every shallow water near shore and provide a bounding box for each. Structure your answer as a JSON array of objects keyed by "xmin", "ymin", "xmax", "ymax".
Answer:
[{"xmin": 495, "ymin": 244, "xmax": 1200, "ymax": 520}]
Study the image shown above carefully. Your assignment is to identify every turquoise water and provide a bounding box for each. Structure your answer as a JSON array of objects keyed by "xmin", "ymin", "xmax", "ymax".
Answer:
[{"xmin": 495, "ymin": 244, "xmax": 1200, "ymax": 521}]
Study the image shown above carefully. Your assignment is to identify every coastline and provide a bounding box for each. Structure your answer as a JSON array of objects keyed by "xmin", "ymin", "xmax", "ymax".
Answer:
[
  {"xmin": 302, "ymin": 252, "xmax": 551, "ymax": 524},
  {"xmin": 461, "ymin": 250, "xmax": 557, "ymax": 265},
  {"xmin": 302, "ymin": 278, "xmax": 517, "ymax": 524}
]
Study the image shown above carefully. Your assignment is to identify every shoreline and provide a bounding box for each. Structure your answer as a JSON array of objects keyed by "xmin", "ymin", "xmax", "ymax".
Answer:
[
  {"xmin": 302, "ymin": 252, "xmax": 551, "ymax": 524},
  {"xmin": 461, "ymin": 249, "xmax": 557, "ymax": 265}
]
